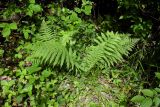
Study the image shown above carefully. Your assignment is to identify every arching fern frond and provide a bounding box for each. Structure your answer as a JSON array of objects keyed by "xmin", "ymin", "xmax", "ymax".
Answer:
[
  {"xmin": 81, "ymin": 32, "xmax": 138, "ymax": 71},
  {"xmin": 29, "ymin": 40, "xmax": 80, "ymax": 70},
  {"xmin": 27, "ymin": 21, "xmax": 80, "ymax": 71}
]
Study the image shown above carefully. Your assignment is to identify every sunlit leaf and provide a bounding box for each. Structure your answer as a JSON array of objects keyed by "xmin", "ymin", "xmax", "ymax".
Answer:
[
  {"xmin": 9, "ymin": 23, "xmax": 17, "ymax": 29},
  {"xmin": 141, "ymin": 98, "xmax": 153, "ymax": 107},
  {"xmin": 2, "ymin": 28, "xmax": 11, "ymax": 37},
  {"xmin": 131, "ymin": 95, "xmax": 145, "ymax": 103},
  {"xmin": 84, "ymin": 5, "xmax": 92, "ymax": 15},
  {"xmin": 141, "ymin": 89, "xmax": 154, "ymax": 97},
  {"xmin": 153, "ymin": 97, "xmax": 160, "ymax": 107},
  {"xmin": 155, "ymin": 72, "xmax": 160, "ymax": 80},
  {"xmin": 29, "ymin": 0, "xmax": 35, "ymax": 4}
]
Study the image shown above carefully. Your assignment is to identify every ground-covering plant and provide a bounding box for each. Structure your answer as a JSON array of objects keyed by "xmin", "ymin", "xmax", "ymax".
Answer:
[
  {"xmin": 1, "ymin": 67, "xmax": 58, "ymax": 106},
  {"xmin": 131, "ymin": 72, "xmax": 160, "ymax": 107},
  {"xmin": 27, "ymin": 20, "xmax": 137, "ymax": 74},
  {"xmin": 1, "ymin": 0, "xmax": 160, "ymax": 107}
]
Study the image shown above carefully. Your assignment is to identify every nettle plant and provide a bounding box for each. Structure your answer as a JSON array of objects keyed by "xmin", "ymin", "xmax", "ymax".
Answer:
[{"xmin": 26, "ymin": 1, "xmax": 138, "ymax": 74}]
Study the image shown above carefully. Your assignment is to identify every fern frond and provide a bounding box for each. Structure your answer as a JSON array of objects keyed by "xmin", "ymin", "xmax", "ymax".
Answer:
[
  {"xmin": 27, "ymin": 21, "xmax": 80, "ymax": 71},
  {"xmin": 35, "ymin": 20, "xmax": 57, "ymax": 41},
  {"xmin": 60, "ymin": 30, "xmax": 75, "ymax": 46},
  {"xmin": 81, "ymin": 32, "xmax": 138, "ymax": 71},
  {"xmin": 29, "ymin": 40, "xmax": 80, "ymax": 70}
]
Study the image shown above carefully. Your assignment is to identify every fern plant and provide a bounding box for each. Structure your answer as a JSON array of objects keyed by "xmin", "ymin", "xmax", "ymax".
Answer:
[
  {"xmin": 27, "ymin": 21, "xmax": 81, "ymax": 71},
  {"xmin": 27, "ymin": 21, "xmax": 138, "ymax": 73},
  {"xmin": 81, "ymin": 32, "xmax": 138, "ymax": 71}
]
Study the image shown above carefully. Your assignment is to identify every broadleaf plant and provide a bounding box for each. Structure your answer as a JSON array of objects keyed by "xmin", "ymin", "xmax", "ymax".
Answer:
[{"xmin": 0, "ymin": 22, "xmax": 17, "ymax": 38}]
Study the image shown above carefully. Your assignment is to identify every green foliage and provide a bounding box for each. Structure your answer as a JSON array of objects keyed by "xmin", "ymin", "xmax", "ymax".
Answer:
[
  {"xmin": 0, "ymin": 63, "xmax": 140, "ymax": 106},
  {"xmin": 131, "ymin": 95, "xmax": 145, "ymax": 103},
  {"xmin": 0, "ymin": 49, "xmax": 4, "ymax": 57},
  {"xmin": 155, "ymin": 72, "xmax": 160, "ymax": 80},
  {"xmin": 131, "ymin": 88, "xmax": 160, "ymax": 107},
  {"xmin": 1, "ymin": 0, "xmax": 160, "ymax": 106},
  {"xmin": 131, "ymin": 73, "xmax": 160, "ymax": 107},
  {"xmin": 141, "ymin": 89, "xmax": 154, "ymax": 97},
  {"xmin": 0, "ymin": 23, "xmax": 17, "ymax": 38},
  {"xmin": 1, "ymin": 66, "xmax": 59, "ymax": 106},
  {"xmin": 28, "ymin": 21, "xmax": 80, "ymax": 71},
  {"xmin": 81, "ymin": 0, "xmax": 93, "ymax": 15},
  {"xmin": 26, "ymin": 3, "xmax": 42, "ymax": 17},
  {"xmin": 81, "ymin": 32, "xmax": 138, "ymax": 71},
  {"xmin": 27, "ymin": 21, "xmax": 137, "ymax": 73}
]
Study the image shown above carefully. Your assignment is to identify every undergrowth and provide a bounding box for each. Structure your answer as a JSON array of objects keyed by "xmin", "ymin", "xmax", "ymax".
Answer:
[{"xmin": 1, "ymin": 0, "xmax": 160, "ymax": 107}]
